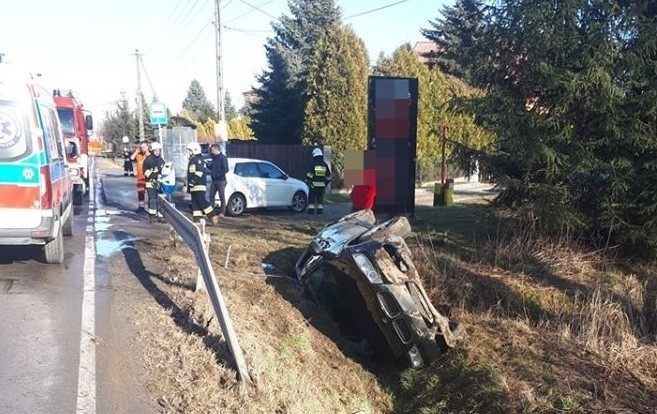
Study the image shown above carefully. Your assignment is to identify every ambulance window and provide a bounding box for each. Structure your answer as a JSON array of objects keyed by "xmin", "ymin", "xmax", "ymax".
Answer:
[
  {"xmin": 0, "ymin": 100, "xmax": 30, "ymax": 161},
  {"xmin": 41, "ymin": 107, "xmax": 64, "ymax": 160}
]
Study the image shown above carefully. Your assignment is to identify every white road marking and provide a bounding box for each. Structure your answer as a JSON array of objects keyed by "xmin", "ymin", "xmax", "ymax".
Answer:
[{"xmin": 77, "ymin": 167, "xmax": 97, "ymax": 413}]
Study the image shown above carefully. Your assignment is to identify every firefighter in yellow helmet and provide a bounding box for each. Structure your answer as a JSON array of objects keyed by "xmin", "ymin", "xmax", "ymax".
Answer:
[
  {"xmin": 186, "ymin": 142, "xmax": 218, "ymax": 224},
  {"xmin": 305, "ymin": 147, "xmax": 331, "ymax": 214}
]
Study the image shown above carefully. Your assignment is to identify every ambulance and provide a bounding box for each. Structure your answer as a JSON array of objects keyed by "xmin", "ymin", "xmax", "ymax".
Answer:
[{"xmin": 0, "ymin": 63, "xmax": 75, "ymax": 264}]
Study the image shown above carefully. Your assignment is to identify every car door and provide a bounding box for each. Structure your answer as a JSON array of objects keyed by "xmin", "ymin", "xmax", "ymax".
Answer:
[
  {"xmin": 233, "ymin": 162, "xmax": 266, "ymax": 207},
  {"xmin": 256, "ymin": 161, "xmax": 293, "ymax": 206}
]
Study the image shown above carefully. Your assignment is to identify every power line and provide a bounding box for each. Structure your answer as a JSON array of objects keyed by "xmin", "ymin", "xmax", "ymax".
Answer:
[
  {"xmin": 179, "ymin": 29, "xmax": 215, "ymax": 73},
  {"xmin": 223, "ymin": 25, "xmax": 271, "ymax": 38},
  {"xmin": 221, "ymin": 0, "xmax": 236, "ymax": 10},
  {"xmin": 172, "ymin": 20, "xmax": 214, "ymax": 64},
  {"xmin": 231, "ymin": 0, "xmax": 278, "ymax": 22},
  {"xmin": 171, "ymin": 0, "xmax": 208, "ymax": 34},
  {"xmin": 344, "ymin": 0, "xmax": 411, "ymax": 20}
]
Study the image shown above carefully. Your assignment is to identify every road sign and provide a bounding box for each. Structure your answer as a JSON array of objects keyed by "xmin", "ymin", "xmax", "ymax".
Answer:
[{"xmin": 150, "ymin": 103, "xmax": 168, "ymax": 125}]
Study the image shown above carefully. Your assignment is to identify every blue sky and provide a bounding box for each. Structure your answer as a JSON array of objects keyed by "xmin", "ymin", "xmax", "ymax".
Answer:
[{"xmin": 0, "ymin": 0, "xmax": 449, "ymax": 122}]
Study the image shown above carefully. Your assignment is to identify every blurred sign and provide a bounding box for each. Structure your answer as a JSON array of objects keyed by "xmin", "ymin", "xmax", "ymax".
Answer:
[{"xmin": 150, "ymin": 103, "xmax": 168, "ymax": 125}]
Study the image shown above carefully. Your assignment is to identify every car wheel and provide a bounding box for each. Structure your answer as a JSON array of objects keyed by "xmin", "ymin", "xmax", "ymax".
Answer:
[
  {"xmin": 227, "ymin": 193, "xmax": 246, "ymax": 216},
  {"xmin": 289, "ymin": 191, "xmax": 308, "ymax": 213},
  {"xmin": 361, "ymin": 216, "xmax": 412, "ymax": 241},
  {"xmin": 44, "ymin": 223, "xmax": 64, "ymax": 264},
  {"xmin": 73, "ymin": 187, "xmax": 83, "ymax": 206}
]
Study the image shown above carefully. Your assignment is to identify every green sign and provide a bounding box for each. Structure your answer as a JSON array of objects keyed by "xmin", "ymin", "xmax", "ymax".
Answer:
[{"xmin": 150, "ymin": 103, "xmax": 168, "ymax": 125}]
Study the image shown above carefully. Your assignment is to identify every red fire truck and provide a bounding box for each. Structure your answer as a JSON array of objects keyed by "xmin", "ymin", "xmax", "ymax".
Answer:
[{"xmin": 53, "ymin": 90, "xmax": 93, "ymax": 205}]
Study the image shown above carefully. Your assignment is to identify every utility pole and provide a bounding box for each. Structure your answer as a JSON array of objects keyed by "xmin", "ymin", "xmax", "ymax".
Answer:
[
  {"xmin": 134, "ymin": 49, "xmax": 145, "ymax": 143},
  {"xmin": 214, "ymin": 0, "xmax": 227, "ymax": 150}
]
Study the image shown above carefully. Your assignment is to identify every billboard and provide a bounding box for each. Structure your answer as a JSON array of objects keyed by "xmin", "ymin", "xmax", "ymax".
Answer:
[{"xmin": 367, "ymin": 76, "xmax": 418, "ymax": 215}]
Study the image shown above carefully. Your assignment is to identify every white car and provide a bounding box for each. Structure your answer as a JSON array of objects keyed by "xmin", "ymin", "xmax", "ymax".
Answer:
[{"xmin": 215, "ymin": 158, "xmax": 309, "ymax": 216}]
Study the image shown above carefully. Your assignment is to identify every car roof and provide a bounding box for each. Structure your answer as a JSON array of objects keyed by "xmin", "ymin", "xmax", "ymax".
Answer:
[{"xmin": 228, "ymin": 158, "xmax": 274, "ymax": 164}]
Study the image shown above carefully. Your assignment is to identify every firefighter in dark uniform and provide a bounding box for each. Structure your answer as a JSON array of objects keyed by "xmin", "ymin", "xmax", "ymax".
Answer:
[
  {"xmin": 122, "ymin": 136, "xmax": 134, "ymax": 176},
  {"xmin": 306, "ymin": 147, "xmax": 331, "ymax": 214},
  {"xmin": 186, "ymin": 142, "xmax": 218, "ymax": 224},
  {"xmin": 143, "ymin": 142, "xmax": 165, "ymax": 221}
]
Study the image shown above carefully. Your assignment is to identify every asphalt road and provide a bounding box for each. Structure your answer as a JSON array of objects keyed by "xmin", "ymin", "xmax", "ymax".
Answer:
[{"xmin": 0, "ymin": 161, "xmax": 155, "ymax": 414}]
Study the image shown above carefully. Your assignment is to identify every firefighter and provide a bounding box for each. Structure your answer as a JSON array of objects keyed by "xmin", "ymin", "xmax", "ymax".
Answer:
[
  {"xmin": 143, "ymin": 142, "xmax": 166, "ymax": 221},
  {"xmin": 186, "ymin": 142, "xmax": 218, "ymax": 224},
  {"xmin": 121, "ymin": 136, "xmax": 134, "ymax": 176},
  {"xmin": 306, "ymin": 147, "xmax": 331, "ymax": 214}
]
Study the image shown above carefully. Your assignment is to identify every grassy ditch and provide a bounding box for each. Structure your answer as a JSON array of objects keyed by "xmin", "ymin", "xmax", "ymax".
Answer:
[{"xmin": 130, "ymin": 205, "xmax": 657, "ymax": 413}]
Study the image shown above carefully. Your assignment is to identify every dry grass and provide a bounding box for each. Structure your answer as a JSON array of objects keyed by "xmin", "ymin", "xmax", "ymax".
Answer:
[
  {"xmin": 407, "ymin": 208, "xmax": 657, "ymax": 413},
  {"xmin": 129, "ymin": 215, "xmax": 393, "ymax": 414},
  {"xmin": 128, "ymin": 206, "xmax": 657, "ymax": 413}
]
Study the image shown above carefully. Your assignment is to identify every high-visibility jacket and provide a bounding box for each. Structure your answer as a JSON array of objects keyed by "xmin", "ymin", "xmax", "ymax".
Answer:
[
  {"xmin": 134, "ymin": 151, "xmax": 149, "ymax": 180},
  {"xmin": 187, "ymin": 153, "xmax": 209, "ymax": 192},
  {"xmin": 143, "ymin": 154, "xmax": 165, "ymax": 189},
  {"xmin": 306, "ymin": 156, "xmax": 331, "ymax": 188}
]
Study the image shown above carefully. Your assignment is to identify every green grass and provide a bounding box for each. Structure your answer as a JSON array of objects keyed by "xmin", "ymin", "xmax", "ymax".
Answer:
[
  {"xmin": 324, "ymin": 191, "xmax": 350, "ymax": 203},
  {"xmin": 411, "ymin": 202, "xmax": 496, "ymax": 250}
]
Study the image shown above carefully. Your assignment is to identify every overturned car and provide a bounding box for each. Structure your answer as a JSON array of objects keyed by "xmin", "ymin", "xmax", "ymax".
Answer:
[{"xmin": 295, "ymin": 209, "xmax": 465, "ymax": 368}]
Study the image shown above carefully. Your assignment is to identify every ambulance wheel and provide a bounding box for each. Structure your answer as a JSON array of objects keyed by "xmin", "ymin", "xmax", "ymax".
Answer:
[{"xmin": 44, "ymin": 223, "xmax": 64, "ymax": 264}]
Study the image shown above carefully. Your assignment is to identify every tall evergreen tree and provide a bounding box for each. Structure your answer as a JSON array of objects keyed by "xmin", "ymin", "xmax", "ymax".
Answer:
[
  {"xmin": 465, "ymin": 0, "xmax": 657, "ymax": 250},
  {"xmin": 250, "ymin": 43, "xmax": 304, "ymax": 144},
  {"xmin": 250, "ymin": 0, "xmax": 343, "ymax": 145},
  {"xmin": 182, "ymin": 80, "xmax": 215, "ymax": 123},
  {"xmin": 224, "ymin": 91, "xmax": 238, "ymax": 122},
  {"xmin": 100, "ymin": 95, "xmax": 137, "ymax": 154},
  {"xmin": 421, "ymin": 0, "xmax": 486, "ymax": 83},
  {"xmin": 302, "ymin": 25, "xmax": 370, "ymax": 174}
]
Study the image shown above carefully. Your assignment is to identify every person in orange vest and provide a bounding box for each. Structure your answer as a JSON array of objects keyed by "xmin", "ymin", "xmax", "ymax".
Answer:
[{"xmin": 130, "ymin": 142, "xmax": 150, "ymax": 213}]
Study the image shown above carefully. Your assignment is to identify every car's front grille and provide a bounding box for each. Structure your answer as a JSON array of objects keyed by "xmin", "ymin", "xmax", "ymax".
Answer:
[
  {"xmin": 377, "ymin": 291, "xmax": 401, "ymax": 318},
  {"xmin": 407, "ymin": 282, "xmax": 434, "ymax": 324},
  {"xmin": 393, "ymin": 317, "xmax": 413, "ymax": 344}
]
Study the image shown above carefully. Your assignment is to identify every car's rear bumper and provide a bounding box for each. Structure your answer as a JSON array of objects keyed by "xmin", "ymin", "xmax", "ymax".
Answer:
[{"xmin": 0, "ymin": 215, "xmax": 56, "ymax": 245}]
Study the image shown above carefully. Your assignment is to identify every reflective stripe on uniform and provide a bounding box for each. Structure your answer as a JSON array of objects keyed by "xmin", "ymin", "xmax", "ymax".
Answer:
[
  {"xmin": 203, "ymin": 206, "xmax": 214, "ymax": 215},
  {"xmin": 190, "ymin": 186, "xmax": 206, "ymax": 192},
  {"xmin": 312, "ymin": 181, "xmax": 326, "ymax": 187}
]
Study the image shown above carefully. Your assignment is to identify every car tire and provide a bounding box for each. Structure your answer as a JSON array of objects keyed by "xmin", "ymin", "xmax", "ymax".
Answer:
[
  {"xmin": 361, "ymin": 216, "xmax": 412, "ymax": 241},
  {"xmin": 62, "ymin": 212, "xmax": 73, "ymax": 237},
  {"xmin": 339, "ymin": 208, "xmax": 376, "ymax": 225},
  {"xmin": 44, "ymin": 223, "xmax": 64, "ymax": 264},
  {"xmin": 73, "ymin": 188, "xmax": 83, "ymax": 206},
  {"xmin": 227, "ymin": 193, "xmax": 246, "ymax": 216},
  {"xmin": 289, "ymin": 191, "xmax": 308, "ymax": 213}
]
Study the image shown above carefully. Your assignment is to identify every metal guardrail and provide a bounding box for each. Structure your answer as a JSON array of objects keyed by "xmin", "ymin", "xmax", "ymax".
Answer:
[{"xmin": 157, "ymin": 195, "xmax": 252, "ymax": 384}]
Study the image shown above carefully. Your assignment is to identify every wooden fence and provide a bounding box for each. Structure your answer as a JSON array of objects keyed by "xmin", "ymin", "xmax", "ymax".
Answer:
[{"xmin": 225, "ymin": 141, "xmax": 331, "ymax": 181}]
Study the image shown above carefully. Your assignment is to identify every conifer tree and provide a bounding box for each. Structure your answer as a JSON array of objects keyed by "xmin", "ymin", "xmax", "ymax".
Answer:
[
  {"xmin": 303, "ymin": 25, "xmax": 369, "ymax": 174},
  {"xmin": 421, "ymin": 0, "xmax": 486, "ymax": 83},
  {"xmin": 182, "ymin": 80, "xmax": 215, "ymax": 123}
]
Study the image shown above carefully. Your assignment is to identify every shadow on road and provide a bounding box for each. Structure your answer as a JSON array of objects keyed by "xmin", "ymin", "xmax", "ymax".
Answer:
[{"xmin": 113, "ymin": 229, "xmax": 237, "ymax": 371}]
